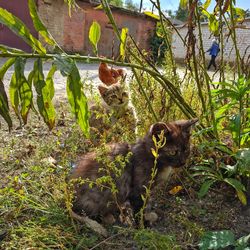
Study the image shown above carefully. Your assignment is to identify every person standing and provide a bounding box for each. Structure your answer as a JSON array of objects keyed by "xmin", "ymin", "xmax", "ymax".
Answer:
[{"xmin": 207, "ymin": 39, "xmax": 220, "ymax": 70}]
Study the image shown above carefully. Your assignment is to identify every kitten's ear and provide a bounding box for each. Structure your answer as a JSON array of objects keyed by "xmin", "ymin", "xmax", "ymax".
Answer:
[
  {"xmin": 149, "ymin": 122, "xmax": 171, "ymax": 139},
  {"xmin": 179, "ymin": 118, "xmax": 199, "ymax": 132},
  {"xmin": 98, "ymin": 85, "xmax": 108, "ymax": 95}
]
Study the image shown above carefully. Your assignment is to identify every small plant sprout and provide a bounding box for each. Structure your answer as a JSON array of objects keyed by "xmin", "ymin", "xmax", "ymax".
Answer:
[{"xmin": 139, "ymin": 130, "xmax": 166, "ymax": 228}]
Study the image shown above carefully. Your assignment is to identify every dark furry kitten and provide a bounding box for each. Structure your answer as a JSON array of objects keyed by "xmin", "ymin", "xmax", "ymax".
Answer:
[{"xmin": 69, "ymin": 119, "xmax": 198, "ymax": 221}]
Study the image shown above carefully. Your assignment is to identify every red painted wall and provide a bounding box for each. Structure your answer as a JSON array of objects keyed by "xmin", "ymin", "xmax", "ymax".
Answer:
[
  {"xmin": 0, "ymin": 0, "xmax": 38, "ymax": 52},
  {"xmin": 38, "ymin": 0, "xmax": 156, "ymax": 57}
]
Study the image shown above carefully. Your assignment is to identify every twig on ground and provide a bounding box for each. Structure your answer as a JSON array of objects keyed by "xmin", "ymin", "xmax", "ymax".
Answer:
[{"xmin": 70, "ymin": 210, "xmax": 108, "ymax": 237}]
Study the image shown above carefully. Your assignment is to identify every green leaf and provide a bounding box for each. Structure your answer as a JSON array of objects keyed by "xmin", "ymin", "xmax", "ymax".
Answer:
[
  {"xmin": 0, "ymin": 58, "xmax": 15, "ymax": 80},
  {"xmin": 15, "ymin": 57, "xmax": 33, "ymax": 124},
  {"xmin": 212, "ymin": 81, "xmax": 238, "ymax": 91},
  {"xmin": 191, "ymin": 165, "xmax": 218, "ymax": 174},
  {"xmin": 203, "ymin": 0, "xmax": 211, "ymax": 10},
  {"xmin": 208, "ymin": 14, "xmax": 219, "ymax": 36},
  {"xmin": 236, "ymin": 190, "xmax": 247, "ymax": 206},
  {"xmin": 202, "ymin": 10, "xmax": 219, "ymax": 35},
  {"xmin": 33, "ymin": 59, "xmax": 56, "ymax": 130},
  {"xmin": 120, "ymin": 27, "xmax": 128, "ymax": 61},
  {"xmin": 54, "ymin": 54, "xmax": 74, "ymax": 76},
  {"xmin": 234, "ymin": 7, "xmax": 246, "ymax": 22},
  {"xmin": 46, "ymin": 64, "xmax": 57, "ymax": 99},
  {"xmin": 215, "ymin": 103, "xmax": 235, "ymax": 118},
  {"xmin": 143, "ymin": 11, "xmax": 160, "ymax": 20},
  {"xmin": 224, "ymin": 178, "xmax": 246, "ymax": 192},
  {"xmin": 236, "ymin": 233, "xmax": 250, "ymax": 249},
  {"xmin": 198, "ymin": 179, "xmax": 216, "ymax": 198},
  {"xmin": 0, "ymin": 44, "xmax": 25, "ymax": 54},
  {"xmin": 66, "ymin": 60, "xmax": 89, "ymax": 136},
  {"xmin": 0, "ymin": 79, "xmax": 12, "ymax": 130},
  {"xmin": 0, "ymin": 7, "xmax": 46, "ymax": 54},
  {"xmin": 89, "ymin": 21, "xmax": 101, "ymax": 55},
  {"xmin": 9, "ymin": 71, "xmax": 20, "ymax": 116},
  {"xmin": 27, "ymin": 69, "xmax": 39, "ymax": 116},
  {"xmin": 28, "ymin": 0, "xmax": 56, "ymax": 46},
  {"xmin": 199, "ymin": 230, "xmax": 235, "ymax": 250}
]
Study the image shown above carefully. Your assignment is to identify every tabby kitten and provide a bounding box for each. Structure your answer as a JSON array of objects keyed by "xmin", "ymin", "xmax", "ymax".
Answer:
[
  {"xmin": 69, "ymin": 119, "xmax": 198, "ymax": 221},
  {"xmin": 89, "ymin": 83, "xmax": 137, "ymax": 137}
]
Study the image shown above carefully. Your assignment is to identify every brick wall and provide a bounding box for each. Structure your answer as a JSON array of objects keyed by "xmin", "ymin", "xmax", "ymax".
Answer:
[
  {"xmin": 172, "ymin": 18, "xmax": 250, "ymax": 62},
  {"xmin": 38, "ymin": 0, "xmax": 156, "ymax": 57}
]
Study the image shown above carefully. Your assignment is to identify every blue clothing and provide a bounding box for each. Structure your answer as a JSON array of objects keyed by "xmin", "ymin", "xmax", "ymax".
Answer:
[{"xmin": 208, "ymin": 42, "xmax": 220, "ymax": 56}]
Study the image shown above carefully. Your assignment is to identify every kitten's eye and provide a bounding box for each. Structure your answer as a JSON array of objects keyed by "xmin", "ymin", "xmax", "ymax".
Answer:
[
  {"xmin": 122, "ymin": 92, "xmax": 128, "ymax": 97},
  {"xmin": 168, "ymin": 150, "xmax": 178, "ymax": 156}
]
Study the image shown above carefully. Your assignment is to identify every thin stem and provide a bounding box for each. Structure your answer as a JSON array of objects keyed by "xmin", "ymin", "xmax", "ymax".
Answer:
[
  {"xmin": 132, "ymin": 68, "xmax": 158, "ymax": 122},
  {"xmin": 238, "ymin": 98, "xmax": 242, "ymax": 148},
  {"xmin": 155, "ymin": 0, "xmax": 177, "ymax": 77},
  {"xmin": 195, "ymin": 6, "xmax": 218, "ymax": 138},
  {"xmin": 186, "ymin": 0, "xmax": 207, "ymax": 123},
  {"xmin": 129, "ymin": 35, "xmax": 160, "ymax": 74},
  {"xmin": 219, "ymin": 2, "xmax": 225, "ymax": 83},
  {"xmin": 229, "ymin": 0, "xmax": 241, "ymax": 77}
]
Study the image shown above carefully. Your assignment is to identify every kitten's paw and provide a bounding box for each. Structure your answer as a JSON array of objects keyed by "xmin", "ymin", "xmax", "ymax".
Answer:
[
  {"xmin": 144, "ymin": 212, "xmax": 158, "ymax": 225},
  {"xmin": 119, "ymin": 201, "xmax": 135, "ymax": 227},
  {"xmin": 103, "ymin": 213, "xmax": 116, "ymax": 225}
]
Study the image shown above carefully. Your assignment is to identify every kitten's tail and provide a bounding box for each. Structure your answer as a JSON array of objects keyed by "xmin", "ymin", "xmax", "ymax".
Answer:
[{"xmin": 70, "ymin": 210, "xmax": 108, "ymax": 237}]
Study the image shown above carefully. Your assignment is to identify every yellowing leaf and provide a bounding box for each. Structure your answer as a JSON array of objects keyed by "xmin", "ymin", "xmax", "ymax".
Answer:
[
  {"xmin": 180, "ymin": 0, "xmax": 188, "ymax": 9},
  {"xmin": 169, "ymin": 185, "xmax": 183, "ymax": 195},
  {"xmin": 94, "ymin": 4, "xmax": 103, "ymax": 10},
  {"xmin": 237, "ymin": 190, "xmax": 247, "ymax": 206},
  {"xmin": 151, "ymin": 148, "xmax": 158, "ymax": 158},
  {"xmin": 28, "ymin": 0, "xmax": 56, "ymax": 46},
  {"xmin": 234, "ymin": 7, "xmax": 246, "ymax": 22},
  {"xmin": 203, "ymin": 0, "xmax": 211, "ymax": 10},
  {"xmin": 120, "ymin": 27, "xmax": 128, "ymax": 61},
  {"xmin": 89, "ymin": 21, "xmax": 101, "ymax": 55},
  {"xmin": 143, "ymin": 11, "xmax": 160, "ymax": 21},
  {"xmin": 19, "ymin": 189, "xmax": 24, "ymax": 195}
]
